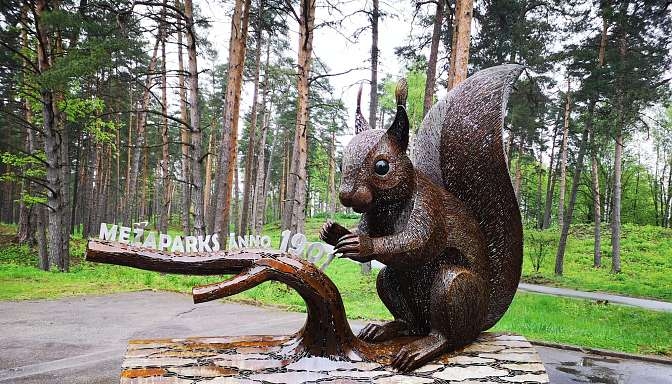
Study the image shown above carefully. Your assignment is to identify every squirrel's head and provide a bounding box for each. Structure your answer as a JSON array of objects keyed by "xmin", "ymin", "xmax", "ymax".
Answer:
[{"xmin": 339, "ymin": 79, "xmax": 414, "ymax": 214}]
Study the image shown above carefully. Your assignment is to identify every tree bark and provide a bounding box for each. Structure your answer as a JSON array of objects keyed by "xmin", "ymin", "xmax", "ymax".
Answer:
[
  {"xmin": 34, "ymin": 0, "xmax": 69, "ymax": 271},
  {"xmin": 159, "ymin": 0, "xmax": 171, "ymax": 233},
  {"xmin": 183, "ymin": 0, "xmax": 205, "ymax": 236},
  {"xmin": 611, "ymin": 22, "xmax": 628, "ymax": 274},
  {"xmin": 328, "ymin": 130, "xmax": 337, "ymax": 216},
  {"xmin": 369, "ymin": 0, "xmax": 379, "ymax": 127},
  {"xmin": 282, "ymin": 0, "xmax": 316, "ymax": 234},
  {"xmin": 241, "ymin": 24, "xmax": 265, "ymax": 235},
  {"xmin": 204, "ymin": 131, "xmax": 214, "ymax": 228},
  {"xmin": 214, "ymin": 0, "xmax": 252, "ymax": 239},
  {"xmin": 447, "ymin": 0, "xmax": 473, "ymax": 90},
  {"xmin": 127, "ymin": 35, "xmax": 160, "ymax": 225},
  {"xmin": 591, "ymin": 133, "xmax": 602, "ymax": 268},
  {"xmin": 176, "ymin": 0, "xmax": 191, "ymax": 235},
  {"xmin": 423, "ymin": 0, "xmax": 444, "ymax": 116},
  {"xmin": 542, "ymin": 119, "xmax": 559, "ymax": 229},
  {"xmin": 554, "ymin": 110, "xmax": 591, "ymax": 276},
  {"xmin": 252, "ymin": 43, "xmax": 272, "ymax": 233},
  {"xmin": 557, "ymin": 79, "xmax": 571, "ymax": 230}
]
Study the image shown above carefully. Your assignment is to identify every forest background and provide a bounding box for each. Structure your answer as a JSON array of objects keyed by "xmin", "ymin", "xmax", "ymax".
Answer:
[{"xmin": 1, "ymin": 0, "xmax": 672, "ymax": 355}]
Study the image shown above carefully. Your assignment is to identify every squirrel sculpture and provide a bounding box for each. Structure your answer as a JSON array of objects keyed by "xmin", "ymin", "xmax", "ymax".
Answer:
[{"xmin": 321, "ymin": 64, "xmax": 525, "ymax": 372}]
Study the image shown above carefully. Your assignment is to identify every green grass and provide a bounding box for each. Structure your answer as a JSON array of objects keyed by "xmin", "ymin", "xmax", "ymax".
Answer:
[
  {"xmin": 1, "ymin": 217, "xmax": 671, "ymax": 357},
  {"xmin": 522, "ymin": 223, "xmax": 672, "ymax": 301}
]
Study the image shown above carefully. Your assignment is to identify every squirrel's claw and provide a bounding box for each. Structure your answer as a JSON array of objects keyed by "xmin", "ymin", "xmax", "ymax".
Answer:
[
  {"xmin": 335, "ymin": 233, "xmax": 373, "ymax": 262},
  {"xmin": 320, "ymin": 220, "xmax": 352, "ymax": 247}
]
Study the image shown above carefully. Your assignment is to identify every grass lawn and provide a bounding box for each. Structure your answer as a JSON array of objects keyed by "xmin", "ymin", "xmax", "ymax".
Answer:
[
  {"xmin": 522, "ymin": 223, "xmax": 672, "ymax": 301},
  {"xmin": 1, "ymin": 217, "xmax": 671, "ymax": 357}
]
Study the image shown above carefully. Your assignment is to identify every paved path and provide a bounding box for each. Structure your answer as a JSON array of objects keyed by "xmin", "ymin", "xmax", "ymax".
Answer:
[
  {"xmin": 518, "ymin": 283, "xmax": 672, "ymax": 312},
  {"xmin": 1, "ymin": 291, "xmax": 670, "ymax": 384},
  {"xmin": 375, "ymin": 260, "xmax": 672, "ymax": 312}
]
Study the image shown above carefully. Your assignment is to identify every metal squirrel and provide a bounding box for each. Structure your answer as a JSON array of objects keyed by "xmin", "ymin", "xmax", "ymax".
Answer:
[{"xmin": 321, "ymin": 64, "xmax": 525, "ymax": 372}]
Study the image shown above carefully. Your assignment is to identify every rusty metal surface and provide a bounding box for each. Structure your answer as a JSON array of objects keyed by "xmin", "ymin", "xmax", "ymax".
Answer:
[{"xmin": 86, "ymin": 64, "xmax": 524, "ymax": 374}]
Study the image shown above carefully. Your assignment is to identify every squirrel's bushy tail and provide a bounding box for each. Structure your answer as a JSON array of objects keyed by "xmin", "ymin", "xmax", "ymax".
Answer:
[{"xmin": 414, "ymin": 65, "xmax": 525, "ymax": 329}]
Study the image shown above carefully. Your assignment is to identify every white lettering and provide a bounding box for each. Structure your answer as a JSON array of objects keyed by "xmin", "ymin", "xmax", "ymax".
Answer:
[
  {"xmin": 260, "ymin": 235, "xmax": 271, "ymax": 248},
  {"xmin": 159, "ymin": 234, "xmax": 172, "ymax": 251},
  {"xmin": 211, "ymin": 234, "xmax": 220, "ymax": 251},
  {"xmin": 143, "ymin": 232, "xmax": 157, "ymax": 249},
  {"xmin": 248, "ymin": 235, "xmax": 260, "ymax": 248},
  {"xmin": 132, "ymin": 228, "xmax": 144, "ymax": 246},
  {"xmin": 185, "ymin": 236, "xmax": 198, "ymax": 253},
  {"xmin": 228, "ymin": 233, "xmax": 239, "ymax": 249},
  {"xmin": 171, "ymin": 236, "xmax": 185, "ymax": 253},
  {"xmin": 197, "ymin": 235, "xmax": 212, "ymax": 252},
  {"xmin": 237, "ymin": 235, "xmax": 248, "ymax": 248},
  {"xmin": 119, "ymin": 226, "xmax": 131, "ymax": 244},
  {"xmin": 99, "ymin": 223, "xmax": 117, "ymax": 241}
]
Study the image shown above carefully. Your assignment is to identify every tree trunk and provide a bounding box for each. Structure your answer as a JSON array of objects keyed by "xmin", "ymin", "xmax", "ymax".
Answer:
[
  {"xmin": 328, "ymin": 130, "xmax": 337, "ymax": 216},
  {"xmin": 512, "ymin": 140, "xmax": 522, "ymax": 203},
  {"xmin": 241, "ymin": 24, "xmax": 265, "ymax": 235},
  {"xmin": 447, "ymin": 0, "xmax": 473, "ymax": 90},
  {"xmin": 664, "ymin": 157, "xmax": 672, "ymax": 227},
  {"xmin": 557, "ymin": 79, "xmax": 571, "ymax": 230},
  {"xmin": 542, "ymin": 120, "xmax": 559, "ymax": 229},
  {"xmin": 535, "ymin": 158, "xmax": 543, "ymax": 228},
  {"xmin": 36, "ymin": 206, "xmax": 49, "ymax": 271},
  {"xmin": 591, "ymin": 133, "xmax": 602, "ymax": 268},
  {"xmin": 282, "ymin": 0, "xmax": 316, "ymax": 234},
  {"xmin": 423, "ymin": 0, "xmax": 444, "ymax": 116},
  {"xmin": 183, "ymin": 0, "xmax": 205, "ymax": 236},
  {"xmin": 365, "ymin": 9, "xmax": 378, "ymax": 276},
  {"xmin": 251, "ymin": 43, "xmax": 272, "ymax": 233},
  {"xmin": 159, "ymin": 1, "xmax": 171, "ymax": 233},
  {"xmin": 34, "ymin": 0, "xmax": 69, "ymax": 271},
  {"xmin": 127, "ymin": 36, "xmax": 160, "ymax": 225},
  {"xmin": 204, "ymin": 131, "xmax": 214, "ymax": 228},
  {"xmin": 554, "ymin": 111, "xmax": 591, "ymax": 276},
  {"xmin": 369, "ymin": 0, "xmax": 379, "ymax": 127},
  {"xmin": 177, "ymin": 0, "xmax": 191, "ymax": 235},
  {"xmin": 611, "ymin": 23, "xmax": 629, "ymax": 274},
  {"xmin": 234, "ymin": 159, "xmax": 241, "ymax": 235},
  {"xmin": 214, "ymin": 0, "xmax": 252, "ymax": 239}
]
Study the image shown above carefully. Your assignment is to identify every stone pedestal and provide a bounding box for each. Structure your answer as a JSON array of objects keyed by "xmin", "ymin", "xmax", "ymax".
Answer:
[{"xmin": 120, "ymin": 333, "xmax": 549, "ymax": 383}]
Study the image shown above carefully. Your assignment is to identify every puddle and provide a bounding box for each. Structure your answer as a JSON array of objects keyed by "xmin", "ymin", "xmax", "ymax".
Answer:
[{"xmin": 557, "ymin": 358, "xmax": 624, "ymax": 384}]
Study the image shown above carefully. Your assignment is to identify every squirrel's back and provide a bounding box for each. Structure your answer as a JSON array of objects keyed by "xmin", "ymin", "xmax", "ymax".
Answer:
[{"xmin": 414, "ymin": 65, "xmax": 524, "ymax": 329}]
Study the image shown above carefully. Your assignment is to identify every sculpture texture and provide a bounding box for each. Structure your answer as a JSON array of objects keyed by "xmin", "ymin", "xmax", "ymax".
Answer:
[
  {"xmin": 86, "ymin": 64, "xmax": 523, "ymax": 374},
  {"xmin": 321, "ymin": 64, "xmax": 524, "ymax": 371}
]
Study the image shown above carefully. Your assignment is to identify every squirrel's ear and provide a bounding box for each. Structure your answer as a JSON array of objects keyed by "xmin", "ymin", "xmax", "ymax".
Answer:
[
  {"xmin": 386, "ymin": 79, "xmax": 409, "ymax": 151},
  {"xmin": 355, "ymin": 84, "xmax": 371, "ymax": 134}
]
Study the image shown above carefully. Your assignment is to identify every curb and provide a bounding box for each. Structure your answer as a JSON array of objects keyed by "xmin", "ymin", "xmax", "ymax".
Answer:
[{"xmin": 530, "ymin": 340, "xmax": 672, "ymax": 366}]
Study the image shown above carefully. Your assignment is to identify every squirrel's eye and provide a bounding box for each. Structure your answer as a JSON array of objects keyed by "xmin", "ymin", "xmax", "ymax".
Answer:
[{"xmin": 374, "ymin": 160, "xmax": 390, "ymax": 176}]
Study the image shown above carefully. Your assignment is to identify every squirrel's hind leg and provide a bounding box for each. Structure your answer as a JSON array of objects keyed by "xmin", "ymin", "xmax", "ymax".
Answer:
[
  {"xmin": 391, "ymin": 266, "xmax": 488, "ymax": 372},
  {"xmin": 359, "ymin": 267, "xmax": 420, "ymax": 342}
]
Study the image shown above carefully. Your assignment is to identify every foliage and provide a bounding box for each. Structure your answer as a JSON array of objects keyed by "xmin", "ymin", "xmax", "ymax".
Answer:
[
  {"xmin": 380, "ymin": 70, "xmax": 426, "ymax": 132},
  {"xmin": 525, "ymin": 229, "xmax": 556, "ymax": 273}
]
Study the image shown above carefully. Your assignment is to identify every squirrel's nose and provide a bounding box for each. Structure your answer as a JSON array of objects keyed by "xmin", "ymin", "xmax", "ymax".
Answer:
[{"xmin": 339, "ymin": 186, "xmax": 372, "ymax": 208}]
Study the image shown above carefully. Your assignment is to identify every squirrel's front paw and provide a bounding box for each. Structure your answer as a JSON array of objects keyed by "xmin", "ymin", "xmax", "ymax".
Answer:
[
  {"xmin": 335, "ymin": 233, "xmax": 373, "ymax": 262},
  {"xmin": 320, "ymin": 220, "xmax": 351, "ymax": 246}
]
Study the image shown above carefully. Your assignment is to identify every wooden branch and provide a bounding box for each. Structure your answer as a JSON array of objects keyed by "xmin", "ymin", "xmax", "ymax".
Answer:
[{"xmin": 86, "ymin": 240, "xmax": 266, "ymax": 275}]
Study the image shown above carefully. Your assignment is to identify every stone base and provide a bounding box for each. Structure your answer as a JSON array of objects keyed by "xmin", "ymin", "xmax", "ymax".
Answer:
[{"xmin": 120, "ymin": 333, "xmax": 549, "ymax": 383}]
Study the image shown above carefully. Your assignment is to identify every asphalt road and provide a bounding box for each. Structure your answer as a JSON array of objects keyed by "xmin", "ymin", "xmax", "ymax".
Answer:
[{"xmin": 0, "ymin": 291, "xmax": 670, "ymax": 384}]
